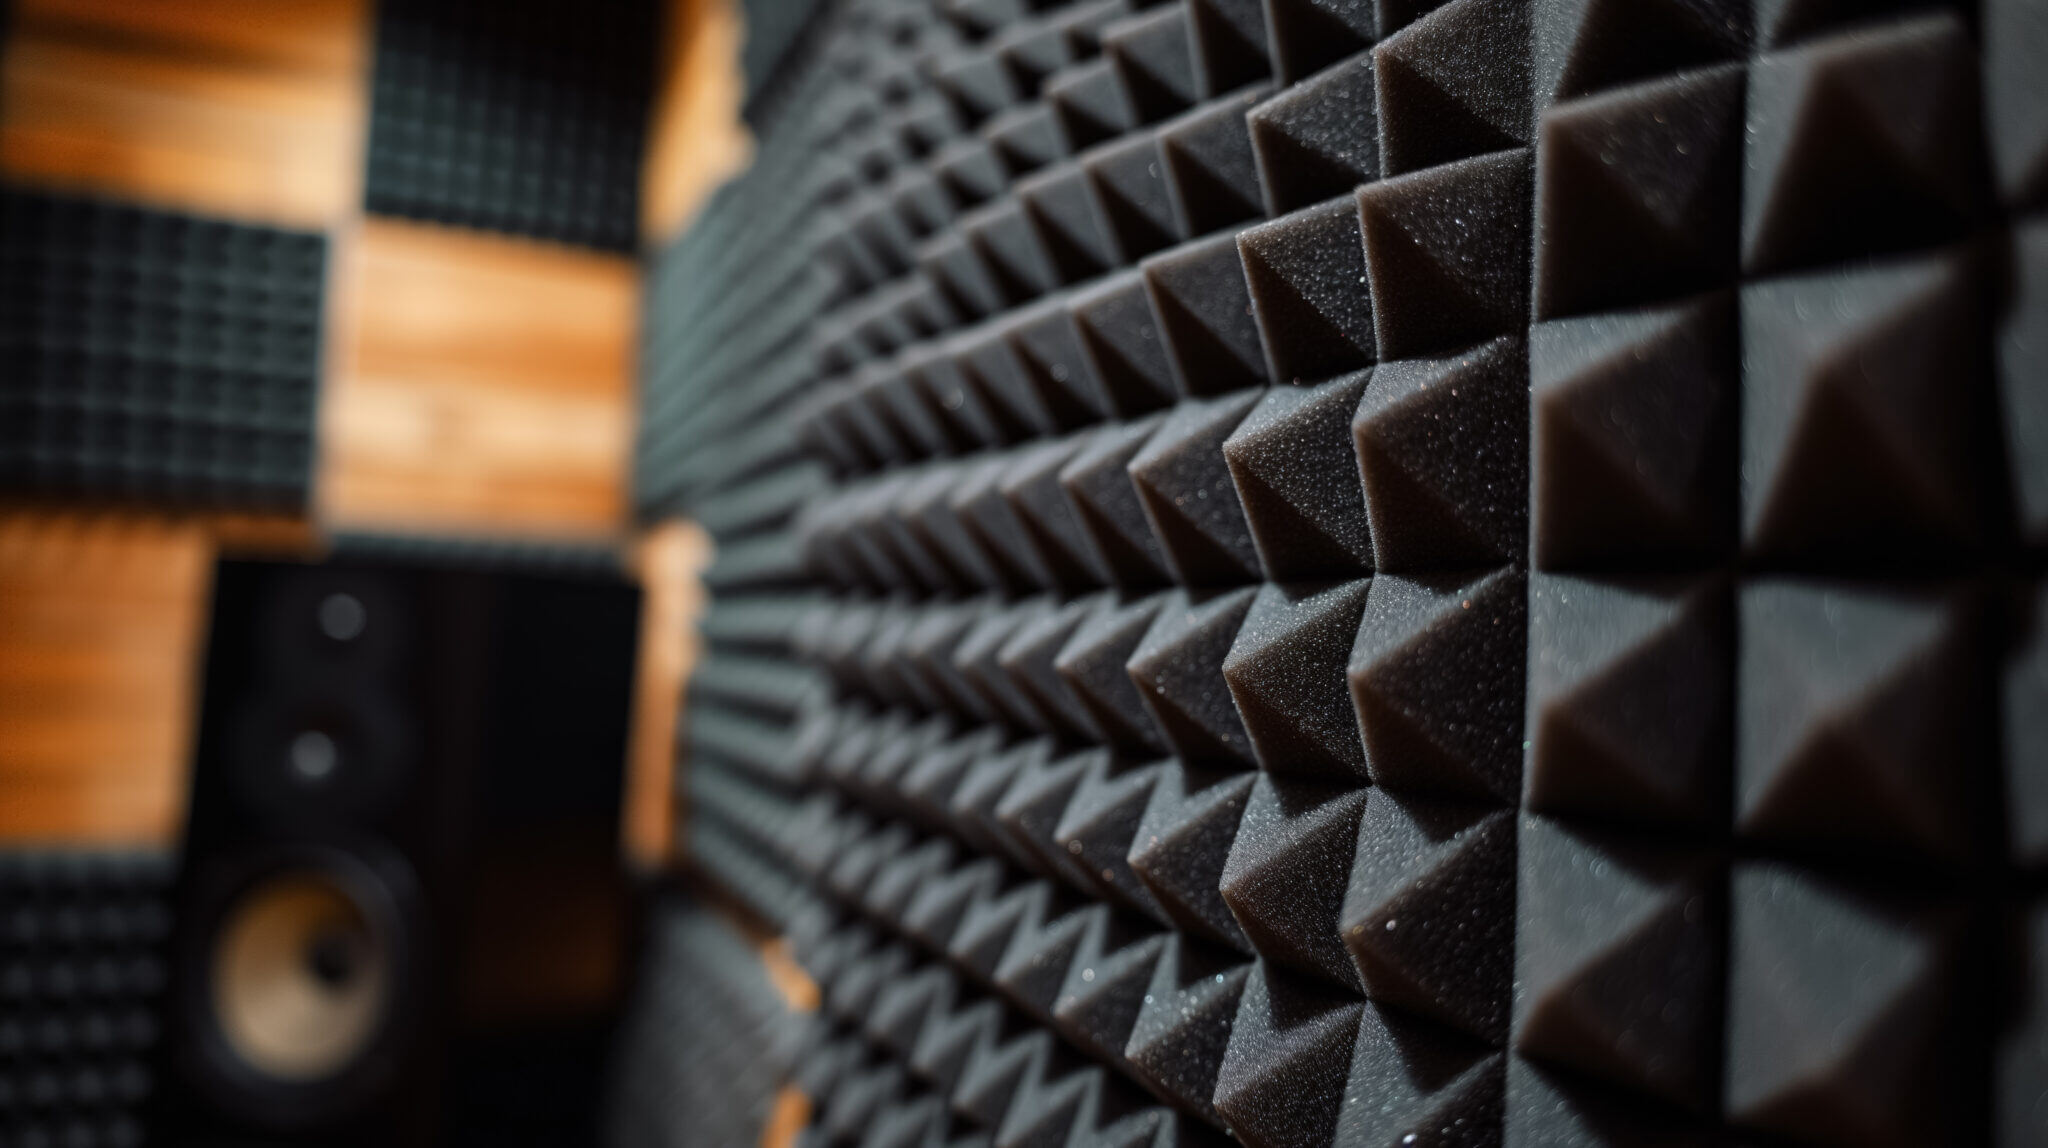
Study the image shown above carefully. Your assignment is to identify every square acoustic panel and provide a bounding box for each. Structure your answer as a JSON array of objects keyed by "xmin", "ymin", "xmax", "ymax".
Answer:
[
  {"xmin": 364, "ymin": 0, "xmax": 660, "ymax": 252},
  {"xmin": 0, "ymin": 189, "xmax": 326, "ymax": 512}
]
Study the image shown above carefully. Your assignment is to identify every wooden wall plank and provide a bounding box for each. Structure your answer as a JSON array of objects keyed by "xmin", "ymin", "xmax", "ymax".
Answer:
[
  {"xmin": 0, "ymin": 0, "xmax": 368, "ymax": 228},
  {"xmin": 0, "ymin": 510, "xmax": 213, "ymax": 846},
  {"xmin": 642, "ymin": 0, "xmax": 752, "ymax": 246},
  {"xmin": 319, "ymin": 219, "xmax": 637, "ymax": 539}
]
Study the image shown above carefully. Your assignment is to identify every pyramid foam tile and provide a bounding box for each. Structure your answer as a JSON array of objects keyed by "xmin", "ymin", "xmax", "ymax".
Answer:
[
  {"xmin": 1739, "ymin": 247, "xmax": 1995, "ymax": 569},
  {"xmin": 1218, "ymin": 775, "xmax": 1371, "ymax": 990},
  {"xmin": 1512, "ymin": 816, "xmax": 1723, "ymax": 1114},
  {"xmin": 1350, "ymin": 566, "xmax": 1527, "ymax": 804},
  {"xmin": 1736, "ymin": 579, "xmax": 1991, "ymax": 866},
  {"xmin": 1247, "ymin": 53, "xmax": 1381, "ymax": 217},
  {"xmin": 1523, "ymin": 573, "xmax": 1732, "ymax": 833},
  {"xmin": 1352, "ymin": 335, "xmax": 1529, "ymax": 573},
  {"xmin": 1342, "ymin": 792, "xmax": 1515, "ymax": 1044},
  {"xmin": 1221, "ymin": 578, "xmax": 1376, "ymax": 781},
  {"xmin": 1371, "ymin": 0, "xmax": 1533, "ymax": 178},
  {"xmin": 1127, "ymin": 390, "xmax": 1267, "ymax": 585},
  {"xmin": 1529, "ymin": 293, "xmax": 1738, "ymax": 572},
  {"xmin": 1127, "ymin": 760, "xmax": 1259, "ymax": 949},
  {"xmin": 1724, "ymin": 863, "xmax": 1974, "ymax": 1148},
  {"xmin": 1740, "ymin": 13, "xmax": 1989, "ymax": 276},
  {"xmin": 1222, "ymin": 371, "xmax": 1375, "ymax": 580},
  {"xmin": 1125, "ymin": 586, "xmax": 1261, "ymax": 767},
  {"xmin": 1532, "ymin": 66, "xmax": 1744, "ymax": 322},
  {"xmin": 1238, "ymin": 197, "xmax": 1379, "ymax": 384},
  {"xmin": 1357, "ymin": 149, "xmax": 1532, "ymax": 361},
  {"xmin": 1157, "ymin": 89, "xmax": 1271, "ymax": 238},
  {"xmin": 1142, "ymin": 232, "xmax": 1271, "ymax": 396}
]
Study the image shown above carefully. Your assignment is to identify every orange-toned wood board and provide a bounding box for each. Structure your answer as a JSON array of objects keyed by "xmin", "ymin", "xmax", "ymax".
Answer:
[
  {"xmin": 643, "ymin": 0, "xmax": 752, "ymax": 246},
  {"xmin": 625, "ymin": 520, "xmax": 714, "ymax": 870},
  {"xmin": 0, "ymin": 509, "xmax": 213, "ymax": 845},
  {"xmin": 0, "ymin": 0, "xmax": 370, "ymax": 228},
  {"xmin": 319, "ymin": 218, "xmax": 638, "ymax": 540}
]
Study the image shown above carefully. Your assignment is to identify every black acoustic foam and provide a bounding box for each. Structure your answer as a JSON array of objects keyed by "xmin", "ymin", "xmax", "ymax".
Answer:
[
  {"xmin": 364, "ymin": 0, "xmax": 658, "ymax": 252},
  {"xmin": 0, "ymin": 190, "xmax": 325, "ymax": 512},
  {"xmin": 632, "ymin": 0, "xmax": 2048, "ymax": 1144},
  {"xmin": 0, "ymin": 851, "xmax": 172, "ymax": 1148}
]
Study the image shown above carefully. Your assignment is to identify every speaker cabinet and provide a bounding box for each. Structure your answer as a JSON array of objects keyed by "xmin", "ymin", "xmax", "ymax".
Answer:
[{"xmin": 160, "ymin": 557, "xmax": 642, "ymax": 1145}]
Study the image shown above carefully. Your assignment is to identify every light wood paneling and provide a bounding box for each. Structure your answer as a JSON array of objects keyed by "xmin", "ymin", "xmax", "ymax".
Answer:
[
  {"xmin": 320, "ymin": 218, "xmax": 638, "ymax": 540},
  {"xmin": 642, "ymin": 0, "xmax": 752, "ymax": 246},
  {"xmin": 0, "ymin": 510, "xmax": 213, "ymax": 845},
  {"xmin": 0, "ymin": 0, "xmax": 369, "ymax": 228},
  {"xmin": 625, "ymin": 520, "xmax": 713, "ymax": 870}
]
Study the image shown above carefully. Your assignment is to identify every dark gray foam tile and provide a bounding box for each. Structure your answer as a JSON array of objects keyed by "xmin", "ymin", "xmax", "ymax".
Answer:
[
  {"xmin": 1211, "ymin": 961, "xmax": 1365, "ymax": 1147},
  {"xmin": 1533, "ymin": 65, "xmax": 1744, "ymax": 321},
  {"xmin": 1159, "ymin": 88, "xmax": 1270, "ymax": 239},
  {"xmin": 1222, "ymin": 578, "xmax": 1376, "ymax": 781},
  {"xmin": 1219, "ymin": 775, "xmax": 1371, "ymax": 990},
  {"xmin": 1523, "ymin": 573, "xmax": 1732, "ymax": 833},
  {"xmin": 1513, "ymin": 815, "xmax": 1724, "ymax": 1114},
  {"xmin": 1055, "ymin": 590, "xmax": 1175, "ymax": 755},
  {"xmin": 1724, "ymin": 863, "xmax": 1970, "ymax": 1148},
  {"xmin": 1084, "ymin": 128, "xmax": 1185, "ymax": 264},
  {"xmin": 1529, "ymin": 292, "xmax": 1737, "ymax": 571},
  {"xmin": 1128, "ymin": 760, "xmax": 1259, "ymax": 949},
  {"xmin": 1142, "ymin": 231, "xmax": 1269, "ymax": 397},
  {"xmin": 1353, "ymin": 335, "xmax": 1528, "ymax": 572},
  {"xmin": 1739, "ymin": 247, "xmax": 1995, "ymax": 568},
  {"xmin": 1741, "ymin": 13, "xmax": 1988, "ymax": 276},
  {"xmin": 1223, "ymin": 370, "xmax": 1375, "ymax": 580},
  {"xmin": 1350, "ymin": 566, "xmax": 1527, "ymax": 804},
  {"xmin": 1358, "ymin": 148, "xmax": 1531, "ymax": 361},
  {"xmin": 1737, "ymin": 579, "xmax": 1991, "ymax": 865},
  {"xmin": 1343, "ymin": 792, "xmax": 1516, "ymax": 1045},
  {"xmin": 1248, "ymin": 52, "xmax": 1380, "ymax": 217},
  {"xmin": 1239, "ymin": 197, "xmax": 1378, "ymax": 384},
  {"xmin": 1124, "ymin": 935, "xmax": 1251, "ymax": 1126},
  {"xmin": 1126, "ymin": 586, "xmax": 1261, "ymax": 767},
  {"xmin": 1128, "ymin": 389, "xmax": 1267, "ymax": 586},
  {"xmin": 1530, "ymin": 0, "xmax": 1747, "ymax": 110},
  {"xmin": 1062, "ymin": 415, "xmax": 1179, "ymax": 588},
  {"xmin": 1071, "ymin": 269, "xmax": 1182, "ymax": 416},
  {"xmin": 1372, "ymin": 0, "xmax": 1533, "ymax": 177}
]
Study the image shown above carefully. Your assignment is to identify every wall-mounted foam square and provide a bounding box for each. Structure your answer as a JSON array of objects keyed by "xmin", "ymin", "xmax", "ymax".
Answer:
[
  {"xmin": 0, "ymin": 189, "xmax": 325, "ymax": 511},
  {"xmin": 0, "ymin": 850, "xmax": 173, "ymax": 1148},
  {"xmin": 364, "ymin": 0, "xmax": 658, "ymax": 252}
]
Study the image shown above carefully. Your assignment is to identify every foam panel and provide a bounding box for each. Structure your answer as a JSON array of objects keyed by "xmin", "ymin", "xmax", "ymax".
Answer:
[
  {"xmin": 0, "ymin": 851, "xmax": 171, "ymax": 1148},
  {"xmin": 364, "ymin": 0, "xmax": 658, "ymax": 251},
  {"xmin": 0, "ymin": 190, "xmax": 325, "ymax": 512},
  {"xmin": 630, "ymin": 0, "xmax": 2048, "ymax": 1142}
]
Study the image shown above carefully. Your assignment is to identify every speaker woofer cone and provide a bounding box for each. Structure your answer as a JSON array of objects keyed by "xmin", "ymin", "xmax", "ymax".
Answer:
[
  {"xmin": 180, "ymin": 843, "xmax": 418, "ymax": 1127},
  {"xmin": 212, "ymin": 870, "xmax": 391, "ymax": 1082}
]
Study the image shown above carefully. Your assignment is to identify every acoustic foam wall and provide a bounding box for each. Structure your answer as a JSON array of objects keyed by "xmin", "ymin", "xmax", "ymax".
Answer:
[
  {"xmin": 635, "ymin": 0, "xmax": 2048, "ymax": 1145},
  {"xmin": 0, "ymin": 190, "xmax": 326, "ymax": 512},
  {"xmin": 364, "ymin": 0, "xmax": 659, "ymax": 252},
  {"xmin": 0, "ymin": 851, "xmax": 172, "ymax": 1148}
]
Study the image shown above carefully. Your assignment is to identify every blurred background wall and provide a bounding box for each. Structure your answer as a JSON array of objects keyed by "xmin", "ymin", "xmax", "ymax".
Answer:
[{"xmin": 0, "ymin": 0, "xmax": 750, "ymax": 851}]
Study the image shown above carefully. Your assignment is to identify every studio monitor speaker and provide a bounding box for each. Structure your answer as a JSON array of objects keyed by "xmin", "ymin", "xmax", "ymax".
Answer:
[{"xmin": 159, "ymin": 556, "xmax": 642, "ymax": 1145}]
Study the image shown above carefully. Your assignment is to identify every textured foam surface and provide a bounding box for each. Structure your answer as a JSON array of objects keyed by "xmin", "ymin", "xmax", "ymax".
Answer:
[
  {"xmin": 0, "ymin": 851, "xmax": 170, "ymax": 1148},
  {"xmin": 0, "ymin": 190, "xmax": 325, "ymax": 511},
  {"xmin": 632, "ymin": 0, "xmax": 2048, "ymax": 1142},
  {"xmin": 364, "ymin": 0, "xmax": 656, "ymax": 250}
]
